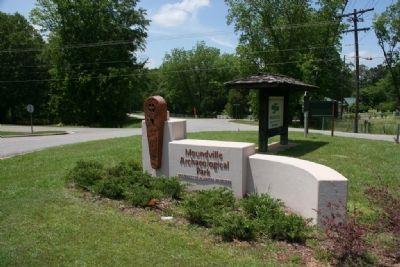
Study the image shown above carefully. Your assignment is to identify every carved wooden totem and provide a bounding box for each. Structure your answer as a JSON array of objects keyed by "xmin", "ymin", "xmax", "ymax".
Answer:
[{"xmin": 144, "ymin": 96, "xmax": 167, "ymax": 169}]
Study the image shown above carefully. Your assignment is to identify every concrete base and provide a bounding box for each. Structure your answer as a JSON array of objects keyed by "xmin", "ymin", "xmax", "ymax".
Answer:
[
  {"xmin": 169, "ymin": 139, "xmax": 255, "ymax": 197},
  {"xmin": 142, "ymin": 119, "xmax": 186, "ymax": 177},
  {"xmin": 247, "ymin": 154, "xmax": 347, "ymax": 226},
  {"xmin": 141, "ymin": 118, "xmax": 348, "ymax": 226}
]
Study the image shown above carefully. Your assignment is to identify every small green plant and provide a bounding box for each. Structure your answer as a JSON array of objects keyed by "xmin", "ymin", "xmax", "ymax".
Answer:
[
  {"xmin": 183, "ymin": 188, "xmax": 235, "ymax": 227},
  {"xmin": 240, "ymin": 194, "xmax": 283, "ymax": 218},
  {"xmin": 266, "ymin": 213, "xmax": 310, "ymax": 243},
  {"xmin": 93, "ymin": 176, "xmax": 128, "ymax": 199},
  {"xmin": 213, "ymin": 212, "xmax": 256, "ymax": 241},
  {"xmin": 107, "ymin": 161, "xmax": 141, "ymax": 177},
  {"xmin": 240, "ymin": 194, "xmax": 309, "ymax": 243},
  {"xmin": 154, "ymin": 177, "xmax": 184, "ymax": 199},
  {"xmin": 66, "ymin": 160, "xmax": 105, "ymax": 189},
  {"xmin": 125, "ymin": 185, "xmax": 163, "ymax": 207}
]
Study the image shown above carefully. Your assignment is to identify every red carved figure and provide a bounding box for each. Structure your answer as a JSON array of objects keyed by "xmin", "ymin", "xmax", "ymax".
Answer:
[{"xmin": 144, "ymin": 96, "xmax": 167, "ymax": 169}]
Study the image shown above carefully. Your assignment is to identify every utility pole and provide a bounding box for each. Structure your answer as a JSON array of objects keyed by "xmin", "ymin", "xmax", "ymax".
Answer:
[{"xmin": 339, "ymin": 8, "xmax": 374, "ymax": 133}]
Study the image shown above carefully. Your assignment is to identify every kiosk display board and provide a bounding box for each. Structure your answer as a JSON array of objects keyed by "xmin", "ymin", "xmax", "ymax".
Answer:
[{"xmin": 268, "ymin": 96, "xmax": 284, "ymax": 129}]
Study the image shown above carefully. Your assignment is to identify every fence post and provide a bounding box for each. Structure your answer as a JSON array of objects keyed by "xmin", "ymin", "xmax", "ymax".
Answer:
[{"xmin": 396, "ymin": 124, "xmax": 400, "ymax": 144}]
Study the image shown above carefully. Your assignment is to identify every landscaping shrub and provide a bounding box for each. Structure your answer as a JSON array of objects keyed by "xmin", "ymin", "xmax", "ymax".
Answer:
[
  {"xmin": 241, "ymin": 194, "xmax": 309, "ymax": 243},
  {"xmin": 93, "ymin": 176, "xmax": 128, "ymax": 199},
  {"xmin": 125, "ymin": 185, "xmax": 163, "ymax": 207},
  {"xmin": 213, "ymin": 212, "xmax": 256, "ymax": 241},
  {"xmin": 365, "ymin": 185, "xmax": 400, "ymax": 234},
  {"xmin": 154, "ymin": 177, "xmax": 184, "ymax": 200},
  {"xmin": 241, "ymin": 194, "xmax": 283, "ymax": 218},
  {"xmin": 183, "ymin": 188, "xmax": 235, "ymax": 227},
  {"xmin": 322, "ymin": 207, "xmax": 368, "ymax": 264},
  {"xmin": 265, "ymin": 213, "xmax": 310, "ymax": 243},
  {"xmin": 66, "ymin": 160, "xmax": 105, "ymax": 189},
  {"xmin": 108, "ymin": 161, "xmax": 141, "ymax": 177}
]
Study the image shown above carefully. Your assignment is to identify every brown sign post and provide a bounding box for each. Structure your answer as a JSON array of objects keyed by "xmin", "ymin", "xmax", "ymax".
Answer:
[{"xmin": 144, "ymin": 96, "xmax": 167, "ymax": 169}]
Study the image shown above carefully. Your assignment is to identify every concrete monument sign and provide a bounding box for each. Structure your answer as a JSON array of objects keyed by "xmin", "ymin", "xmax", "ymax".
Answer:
[
  {"xmin": 144, "ymin": 96, "xmax": 167, "ymax": 169},
  {"xmin": 141, "ymin": 95, "xmax": 347, "ymax": 226},
  {"xmin": 169, "ymin": 139, "xmax": 255, "ymax": 197}
]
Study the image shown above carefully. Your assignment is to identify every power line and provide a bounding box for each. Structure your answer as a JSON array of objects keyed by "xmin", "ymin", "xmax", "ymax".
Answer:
[
  {"xmin": 0, "ymin": 20, "xmax": 374, "ymax": 54},
  {"xmin": 0, "ymin": 43, "xmax": 356, "ymax": 70},
  {"xmin": 0, "ymin": 58, "xmax": 338, "ymax": 84},
  {"xmin": 0, "ymin": 59, "xmax": 134, "ymax": 69}
]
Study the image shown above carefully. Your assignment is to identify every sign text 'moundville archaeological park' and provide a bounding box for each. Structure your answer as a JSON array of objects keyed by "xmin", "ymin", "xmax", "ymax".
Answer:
[
  {"xmin": 178, "ymin": 148, "xmax": 230, "ymax": 182},
  {"xmin": 142, "ymin": 74, "xmax": 348, "ymax": 227}
]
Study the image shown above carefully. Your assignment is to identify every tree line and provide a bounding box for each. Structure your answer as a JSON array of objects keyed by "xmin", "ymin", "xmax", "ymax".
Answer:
[{"xmin": 0, "ymin": 0, "xmax": 399, "ymax": 126}]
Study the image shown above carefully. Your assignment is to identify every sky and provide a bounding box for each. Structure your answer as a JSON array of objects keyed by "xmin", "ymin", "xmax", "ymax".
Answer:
[{"xmin": 0, "ymin": 0, "xmax": 394, "ymax": 68}]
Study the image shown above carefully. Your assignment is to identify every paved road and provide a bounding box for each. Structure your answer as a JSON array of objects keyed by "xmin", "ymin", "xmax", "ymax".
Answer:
[
  {"xmin": 0, "ymin": 119, "xmax": 257, "ymax": 159},
  {"xmin": 0, "ymin": 119, "xmax": 396, "ymax": 159}
]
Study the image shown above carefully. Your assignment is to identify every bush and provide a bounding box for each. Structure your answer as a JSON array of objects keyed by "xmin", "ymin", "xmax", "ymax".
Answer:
[
  {"xmin": 322, "ymin": 207, "xmax": 368, "ymax": 264},
  {"xmin": 240, "ymin": 194, "xmax": 309, "ymax": 243},
  {"xmin": 183, "ymin": 188, "xmax": 235, "ymax": 227},
  {"xmin": 241, "ymin": 194, "xmax": 283, "ymax": 218},
  {"xmin": 213, "ymin": 212, "xmax": 256, "ymax": 241},
  {"xmin": 66, "ymin": 160, "xmax": 105, "ymax": 189},
  {"xmin": 265, "ymin": 213, "xmax": 309, "ymax": 243},
  {"xmin": 125, "ymin": 185, "xmax": 163, "ymax": 207},
  {"xmin": 93, "ymin": 176, "xmax": 128, "ymax": 199},
  {"xmin": 154, "ymin": 177, "xmax": 184, "ymax": 199},
  {"xmin": 365, "ymin": 185, "xmax": 400, "ymax": 234},
  {"xmin": 107, "ymin": 161, "xmax": 142, "ymax": 177}
]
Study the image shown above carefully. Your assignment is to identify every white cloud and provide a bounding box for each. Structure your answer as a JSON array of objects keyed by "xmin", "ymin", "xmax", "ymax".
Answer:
[{"xmin": 153, "ymin": 0, "xmax": 210, "ymax": 27}]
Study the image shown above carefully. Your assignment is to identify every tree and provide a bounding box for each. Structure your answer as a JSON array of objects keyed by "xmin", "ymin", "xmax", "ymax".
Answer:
[
  {"xmin": 158, "ymin": 42, "xmax": 241, "ymax": 117},
  {"xmin": 225, "ymin": 0, "xmax": 349, "ymax": 117},
  {"xmin": 31, "ymin": 0, "xmax": 149, "ymax": 126},
  {"xmin": 374, "ymin": 0, "xmax": 400, "ymax": 110},
  {"xmin": 0, "ymin": 12, "xmax": 49, "ymax": 124}
]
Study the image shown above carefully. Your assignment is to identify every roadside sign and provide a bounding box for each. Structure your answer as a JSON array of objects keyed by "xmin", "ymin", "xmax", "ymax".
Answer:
[
  {"xmin": 26, "ymin": 104, "xmax": 34, "ymax": 134},
  {"xmin": 309, "ymin": 101, "xmax": 338, "ymax": 118},
  {"xmin": 27, "ymin": 104, "xmax": 34, "ymax": 114}
]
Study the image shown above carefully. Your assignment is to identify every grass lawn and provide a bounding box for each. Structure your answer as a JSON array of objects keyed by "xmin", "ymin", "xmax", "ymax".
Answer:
[
  {"xmin": 231, "ymin": 117, "xmax": 400, "ymax": 135},
  {"xmin": 0, "ymin": 130, "xmax": 67, "ymax": 137},
  {"xmin": 1, "ymin": 131, "xmax": 399, "ymax": 265}
]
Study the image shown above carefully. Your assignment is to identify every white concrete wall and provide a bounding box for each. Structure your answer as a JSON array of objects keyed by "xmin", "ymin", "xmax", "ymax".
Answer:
[
  {"xmin": 141, "ymin": 118, "xmax": 348, "ymax": 226},
  {"xmin": 248, "ymin": 154, "xmax": 347, "ymax": 226},
  {"xmin": 169, "ymin": 139, "xmax": 255, "ymax": 197},
  {"xmin": 142, "ymin": 119, "xmax": 186, "ymax": 177}
]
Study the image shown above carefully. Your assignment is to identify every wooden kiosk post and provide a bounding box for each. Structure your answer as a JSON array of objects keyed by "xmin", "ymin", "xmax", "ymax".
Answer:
[{"xmin": 225, "ymin": 74, "xmax": 317, "ymax": 153}]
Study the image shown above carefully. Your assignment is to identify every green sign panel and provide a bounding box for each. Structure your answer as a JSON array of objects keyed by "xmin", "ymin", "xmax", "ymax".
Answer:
[
  {"xmin": 309, "ymin": 101, "xmax": 338, "ymax": 118},
  {"xmin": 268, "ymin": 96, "xmax": 284, "ymax": 129}
]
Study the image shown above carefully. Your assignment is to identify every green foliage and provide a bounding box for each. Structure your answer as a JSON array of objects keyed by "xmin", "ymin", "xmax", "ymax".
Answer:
[
  {"xmin": 241, "ymin": 194, "xmax": 283, "ymax": 218},
  {"xmin": 374, "ymin": 0, "xmax": 400, "ymax": 109},
  {"xmin": 182, "ymin": 188, "xmax": 235, "ymax": 227},
  {"xmin": 66, "ymin": 159, "xmax": 183, "ymax": 207},
  {"xmin": 182, "ymin": 191, "xmax": 309, "ymax": 243},
  {"xmin": 125, "ymin": 185, "xmax": 163, "ymax": 207},
  {"xmin": 240, "ymin": 194, "xmax": 309, "ymax": 243},
  {"xmin": 93, "ymin": 176, "xmax": 127, "ymax": 199},
  {"xmin": 213, "ymin": 212, "xmax": 256, "ymax": 241},
  {"xmin": 157, "ymin": 42, "xmax": 241, "ymax": 117},
  {"xmin": 107, "ymin": 161, "xmax": 142, "ymax": 177},
  {"xmin": 265, "ymin": 213, "xmax": 309, "ymax": 243},
  {"xmin": 154, "ymin": 178, "xmax": 183, "ymax": 200},
  {"xmin": 30, "ymin": 0, "xmax": 149, "ymax": 126},
  {"xmin": 225, "ymin": 0, "xmax": 350, "ymax": 118},
  {"xmin": 66, "ymin": 160, "xmax": 105, "ymax": 189},
  {"xmin": 0, "ymin": 12, "xmax": 50, "ymax": 124}
]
